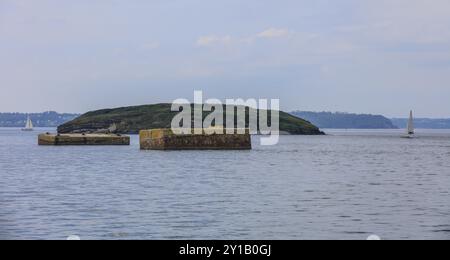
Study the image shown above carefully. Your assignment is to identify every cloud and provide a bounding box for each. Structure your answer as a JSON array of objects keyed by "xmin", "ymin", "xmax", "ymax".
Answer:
[
  {"xmin": 197, "ymin": 28, "xmax": 292, "ymax": 47},
  {"xmin": 196, "ymin": 35, "xmax": 232, "ymax": 46},
  {"xmin": 257, "ymin": 28, "xmax": 291, "ymax": 38}
]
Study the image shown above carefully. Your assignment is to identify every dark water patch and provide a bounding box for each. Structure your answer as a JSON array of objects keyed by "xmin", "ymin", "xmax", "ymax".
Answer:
[
  {"xmin": 432, "ymin": 230, "xmax": 450, "ymax": 233},
  {"xmin": 342, "ymin": 231, "xmax": 367, "ymax": 235}
]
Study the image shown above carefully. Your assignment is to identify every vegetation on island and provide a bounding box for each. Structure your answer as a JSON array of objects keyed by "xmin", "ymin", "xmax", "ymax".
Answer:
[{"xmin": 58, "ymin": 104, "xmax": 324, "ymax": 135}]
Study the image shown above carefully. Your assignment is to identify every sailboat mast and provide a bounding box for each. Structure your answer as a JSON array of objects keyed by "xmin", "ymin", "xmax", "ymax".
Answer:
[{"xmin": 407, "ymin": 110, "xmax": 414, "ymax": 135}]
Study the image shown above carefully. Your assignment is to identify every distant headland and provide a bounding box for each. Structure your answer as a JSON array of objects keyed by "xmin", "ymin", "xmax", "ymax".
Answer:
[{"xmin": 291, "ymin": 111, "xmax": 398, "ymax": 129}]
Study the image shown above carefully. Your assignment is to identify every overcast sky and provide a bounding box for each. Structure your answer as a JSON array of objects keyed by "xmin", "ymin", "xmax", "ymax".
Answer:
[{"xmin": 1, "ymin": 0, "xmax": 450, "ymax": 117}]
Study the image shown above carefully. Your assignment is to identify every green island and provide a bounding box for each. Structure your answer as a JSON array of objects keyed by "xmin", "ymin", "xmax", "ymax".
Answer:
[{"xmin": 58, "ymin": 103, "xmax": 324, "ymax": 135}]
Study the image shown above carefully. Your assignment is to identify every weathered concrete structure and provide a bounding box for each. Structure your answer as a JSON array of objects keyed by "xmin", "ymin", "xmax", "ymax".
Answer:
[
  {"xmin": 139, "ymin": 129, "xmax": 252, "ymax": 150},
  {"xmin": 38, "ymin": 133, "xmax": 130, "ymax": 146}
]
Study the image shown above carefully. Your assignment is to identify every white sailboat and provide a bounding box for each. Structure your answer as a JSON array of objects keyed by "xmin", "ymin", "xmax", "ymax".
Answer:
[
  {"xmin": 402, "ymin": 110, "xmax": 414, "ymax": 138},
  {"xmin": 22, "ymin": 116, "xmax": 34, "ymax": 131}
]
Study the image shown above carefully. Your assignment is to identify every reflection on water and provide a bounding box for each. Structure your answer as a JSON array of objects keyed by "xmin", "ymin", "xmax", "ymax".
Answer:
[{"xmin": 0, "ymin": 128, "xmax": 449, "ymax": 240}]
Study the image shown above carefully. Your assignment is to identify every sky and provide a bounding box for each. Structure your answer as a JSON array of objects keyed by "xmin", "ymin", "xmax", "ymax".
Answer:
[{"xmin": 1, "ymin": 0, "xmax": 450, "ymax": 117}]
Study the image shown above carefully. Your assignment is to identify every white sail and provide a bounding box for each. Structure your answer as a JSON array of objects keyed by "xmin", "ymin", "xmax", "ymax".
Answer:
[
  {"xmin": 23, "ymin": 116, "xmax": 34, "ymax": 130},
  {"xmin": 407, "ymin": 110, "xmax": 414, "ymax": 135}
]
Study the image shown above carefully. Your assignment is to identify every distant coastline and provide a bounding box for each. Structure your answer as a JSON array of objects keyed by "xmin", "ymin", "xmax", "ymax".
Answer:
[
  {"xmin": 2, "ymin": 110, "xmax": 450, "ymax": 130},
  {"xmin": 0, "ymin": 112, "xmax": 79, "ymax": 127},
  {"xmin": 391, "ymin": 118, "xmax": 450, "ymax": 129}
]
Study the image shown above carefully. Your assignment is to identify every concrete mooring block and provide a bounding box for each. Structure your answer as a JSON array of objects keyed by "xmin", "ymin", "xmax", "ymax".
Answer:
[
  {"xmin": 38, "ymin": 133, "xmax": 130, "ymax": 146},
  {"xmin": 139, "ymin": 129, "xmax": 252, "ymax": 150}
]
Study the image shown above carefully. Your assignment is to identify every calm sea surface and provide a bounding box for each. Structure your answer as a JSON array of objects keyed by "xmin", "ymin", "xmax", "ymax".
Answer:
[{"xmin": 0, "ymin": 128, "xmax": 449, "ymax": 240}]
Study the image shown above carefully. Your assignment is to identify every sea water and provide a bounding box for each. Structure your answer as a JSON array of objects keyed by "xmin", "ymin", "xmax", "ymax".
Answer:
[{"xmin": 0, "ymin": 128, "xmax": 449, "ymax": 240}]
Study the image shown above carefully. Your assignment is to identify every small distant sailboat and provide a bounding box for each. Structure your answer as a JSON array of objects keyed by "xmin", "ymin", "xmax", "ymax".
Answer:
[
  {"xmin": 402, "ymin": 110, "xmax": 415, "ymax": 138},
  {"xmin": 22, "ymin": 116, "xmax": 34, "ymax": 131}
]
